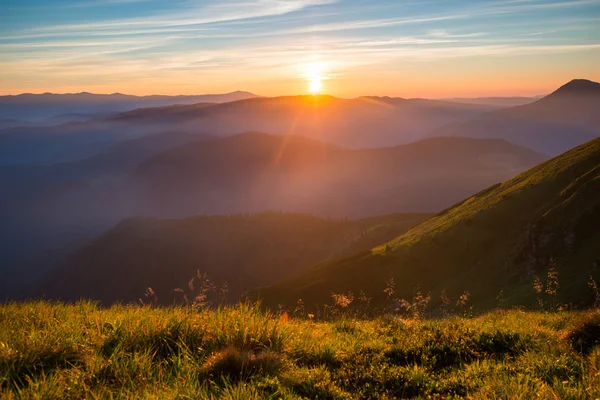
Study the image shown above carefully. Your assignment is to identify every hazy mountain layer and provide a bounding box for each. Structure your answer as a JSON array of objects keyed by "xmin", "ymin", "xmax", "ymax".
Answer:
[
  {"xmin": 433, "ymin": 79, "xmax": 600, "ymax": 156},
  {"xmin": 3, "ymin": 80, "xmax": 595, "ymax": 168},
  {"xmin": 132, "ymin": 132, "xmax": 546, "ymax": 218},
  {"xmin": 0, "ymin": 133, "xmax": 544, "ymax": 300},
  {"xmin": 110, "ymin": 95, "xmax": 497, "ymax": 149},
  {"xmin": 444, "ymin": 96, "xmax": 542, "ymax": 107},
  {"xmin": 0, "ymin": 91, "xmax": 257, "ymax": 121},
  {"xmin": 0, "ymin": 95, "xmax": 497, "ymax": 166},
  {"xmin": 258, "ymin": 136, "xmax": 600, "ymax": 310}
]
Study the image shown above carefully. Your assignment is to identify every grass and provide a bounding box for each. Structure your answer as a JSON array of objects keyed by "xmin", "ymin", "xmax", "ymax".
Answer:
[{"xmin": 1, "ymin": 302, "xmax": 599, "ymax": 399}]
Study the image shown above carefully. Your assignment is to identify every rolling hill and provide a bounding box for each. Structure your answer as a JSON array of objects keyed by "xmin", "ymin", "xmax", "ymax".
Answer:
[
  {"xmin": 0, "ymin": 91, "xmax": 258, "ymax": 121},
  {"xmin": 0, "ymin": 133, "xmax": 545, "ymax": 301},
  {"xmin": 2, "ymin": 79, "xmax": 595, "ymax": 167},
  {"xmin": 444, "ymin": 95, "xmax": 543, "ymax": 107},
  {"xmin": 0, "ymin": 93, "xmax": 251, "ymax": 166},
  {"xmin": 0, "ymin": 132, "xmax": 545, "ymax": 232},
  {"xmin": 257, "ymin": 136, "xmax": 600, "ymax": 310},
  {"xmin": 40, "ymin": 213, "xmax": 431, "ymax": 304},
  {"xmin": 0, "ymin": 132, "xmax": 214, "ymax": 300},
  {"xmin": 433, "ymin": 79, "xmax": 600, "ymax": 156},
  {"xmin": 132, "ymin": 132, "xmax": 546, "ymax": 218},
  {"xmin": 0, "ymin": 95, "xmax": 497, "ymax": 166},
  {"xmin": 111, "ymin": 94, "xmax": 497, "ymax": 149}
]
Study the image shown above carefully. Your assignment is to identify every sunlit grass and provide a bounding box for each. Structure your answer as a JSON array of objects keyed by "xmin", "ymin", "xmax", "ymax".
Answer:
[{"xmin": 1, "ymin": 302, "xmax": 599, "ymax": 398}]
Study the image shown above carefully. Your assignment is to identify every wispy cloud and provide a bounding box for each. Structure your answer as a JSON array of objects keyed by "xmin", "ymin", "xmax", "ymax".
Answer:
[
  {"xmin": 27, "ymin": 0, "xmax": 338, "ymax": 32},
  {"xmin": 70, "ymin": 0, "xmax": 153, "ymax": 7},
  {"xmin": 1, "ymin": 0, "xmax": 599, "ymax": 95}
]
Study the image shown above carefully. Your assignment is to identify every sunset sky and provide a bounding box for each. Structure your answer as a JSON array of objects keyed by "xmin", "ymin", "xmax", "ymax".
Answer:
[{"xmin": 1, "ymin": 0, "xmax": 600, "ymax": 97}]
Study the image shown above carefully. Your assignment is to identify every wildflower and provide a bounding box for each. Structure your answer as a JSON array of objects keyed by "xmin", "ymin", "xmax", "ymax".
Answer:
[{"xmin": 331, "ymin": 292, "xmax": 354, "ymax": 308}]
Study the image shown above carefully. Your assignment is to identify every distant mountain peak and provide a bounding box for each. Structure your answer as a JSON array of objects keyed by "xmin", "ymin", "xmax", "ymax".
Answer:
[
  {"xmin": 550, "ymin": 79, "xmax": 600, "ymax": 97},
  {"xmin": 230, "ymin": 90, "xmax": 256, "ymax": 95}
]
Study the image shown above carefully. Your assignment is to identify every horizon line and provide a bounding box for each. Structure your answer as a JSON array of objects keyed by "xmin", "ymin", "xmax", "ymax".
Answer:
[{"xmin": 0, "ymin": 90, "xmax": 552, "ymax": 100}]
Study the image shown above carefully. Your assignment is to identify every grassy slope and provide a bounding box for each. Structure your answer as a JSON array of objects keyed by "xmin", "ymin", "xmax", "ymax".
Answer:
[
  {"xmin": 1, "ymin": 302, "xmax": 599, "ymax": 399},
  {"xmin": 258, "ymin": 137, "xmax": 600, "ymax": 310}
]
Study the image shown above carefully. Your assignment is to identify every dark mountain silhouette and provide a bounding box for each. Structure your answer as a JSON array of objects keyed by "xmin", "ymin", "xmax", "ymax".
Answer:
[
  {"xmin": 505, "ymin": 79, "xmax": 600, "ymax": 123},
  {"xmin": 41, "ymin": 213, "xmax": 431, "ymax": 304},
  {"xmin": 551, "ymin": 78, "xmax": 600, "ymax": 96},
  {"xmin": 257, "ymin": 136, "xmax": 600, "ymax": 310},
  {"xmin": 0, "ymin": 91, "xmax": 258, "ymax": 121},
  {"xmin": 433, "ymin": 79, "xmax": 600, "ymax": 156}
]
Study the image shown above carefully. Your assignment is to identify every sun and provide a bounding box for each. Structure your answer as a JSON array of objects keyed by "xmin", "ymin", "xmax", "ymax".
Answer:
[
  {"xmin": 309, "ymin": 76, "xmax": 322, "ymax": 93},
  {"xmin": 306, "ymin": 63, "xmax": 324, "ymax": 94}
]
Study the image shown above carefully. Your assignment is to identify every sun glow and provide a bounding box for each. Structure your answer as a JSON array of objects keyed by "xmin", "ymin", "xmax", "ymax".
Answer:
[
  {"xmin": 307, "ymin": 63, "xmax": 324, "ymax": 94},
  {"xmin": 309, "ymin": 76, "xmax": 322, "ymax": 93}
]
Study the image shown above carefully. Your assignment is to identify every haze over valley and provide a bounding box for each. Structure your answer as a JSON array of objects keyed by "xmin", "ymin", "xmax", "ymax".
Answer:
[
  {"xmin": 2, "ymin": 1, "xmax": 600, "ymax": 397},
  {"xmin": 2, "ymin": 79, "xmax": 599, "ymax": 303}
]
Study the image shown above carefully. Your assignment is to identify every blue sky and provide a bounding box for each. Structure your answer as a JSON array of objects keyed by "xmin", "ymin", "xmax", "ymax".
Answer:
[{"xmin": 1, "ymin": 0, "xmax": 599, "ymax": 96}]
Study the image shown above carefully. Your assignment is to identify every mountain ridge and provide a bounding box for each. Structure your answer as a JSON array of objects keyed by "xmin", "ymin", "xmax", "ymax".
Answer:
[
  {"xmin": 257, "ymin": 136, "xmax": 600, "ymax": 310},
  {"xmin": 0, "ymin": 91, "xmax": 259, "ymax": 121},
  {"xmin": 549, "ymin": 78, "xmax": 600, "ymax": 97},
  {"xmin": 0, "ymin": 90, "xmax": 257, "ymax": 99},
  {"xmin": 131, "ymin": 132, "xmax": 547, "ymax": 219},
  {"xmin": 431, "ymin": 79, "xmax": 600, "ymax": 155},
  {"xmin": 0, "ymin": 132, "xmax": 544, "ymax": 300}
]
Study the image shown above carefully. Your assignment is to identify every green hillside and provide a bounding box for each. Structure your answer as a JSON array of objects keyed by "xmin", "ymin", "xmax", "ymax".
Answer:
[
  {"xmin": 42, "ymin": 213, "xmax": 430, "ymax": 305},
  {"xmin": 258, "ymin": 137, "xmax": 600, "ymax": 311},
  {"xmin": 1, "ymin": 302, "xmax": 599, "ymax": 399}
]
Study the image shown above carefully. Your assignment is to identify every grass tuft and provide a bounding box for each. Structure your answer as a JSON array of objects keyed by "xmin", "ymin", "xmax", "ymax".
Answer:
[
  {"xmin": 565, "ymin": 310, "xmax": 600, "ymax": 355},
  {"xmin": 200, "ymin": 347, "xmax": 286, "ymax": 382},
  {"xmin": 0, "ymin": 344, "xmax": 86, "ymax": 389}
]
